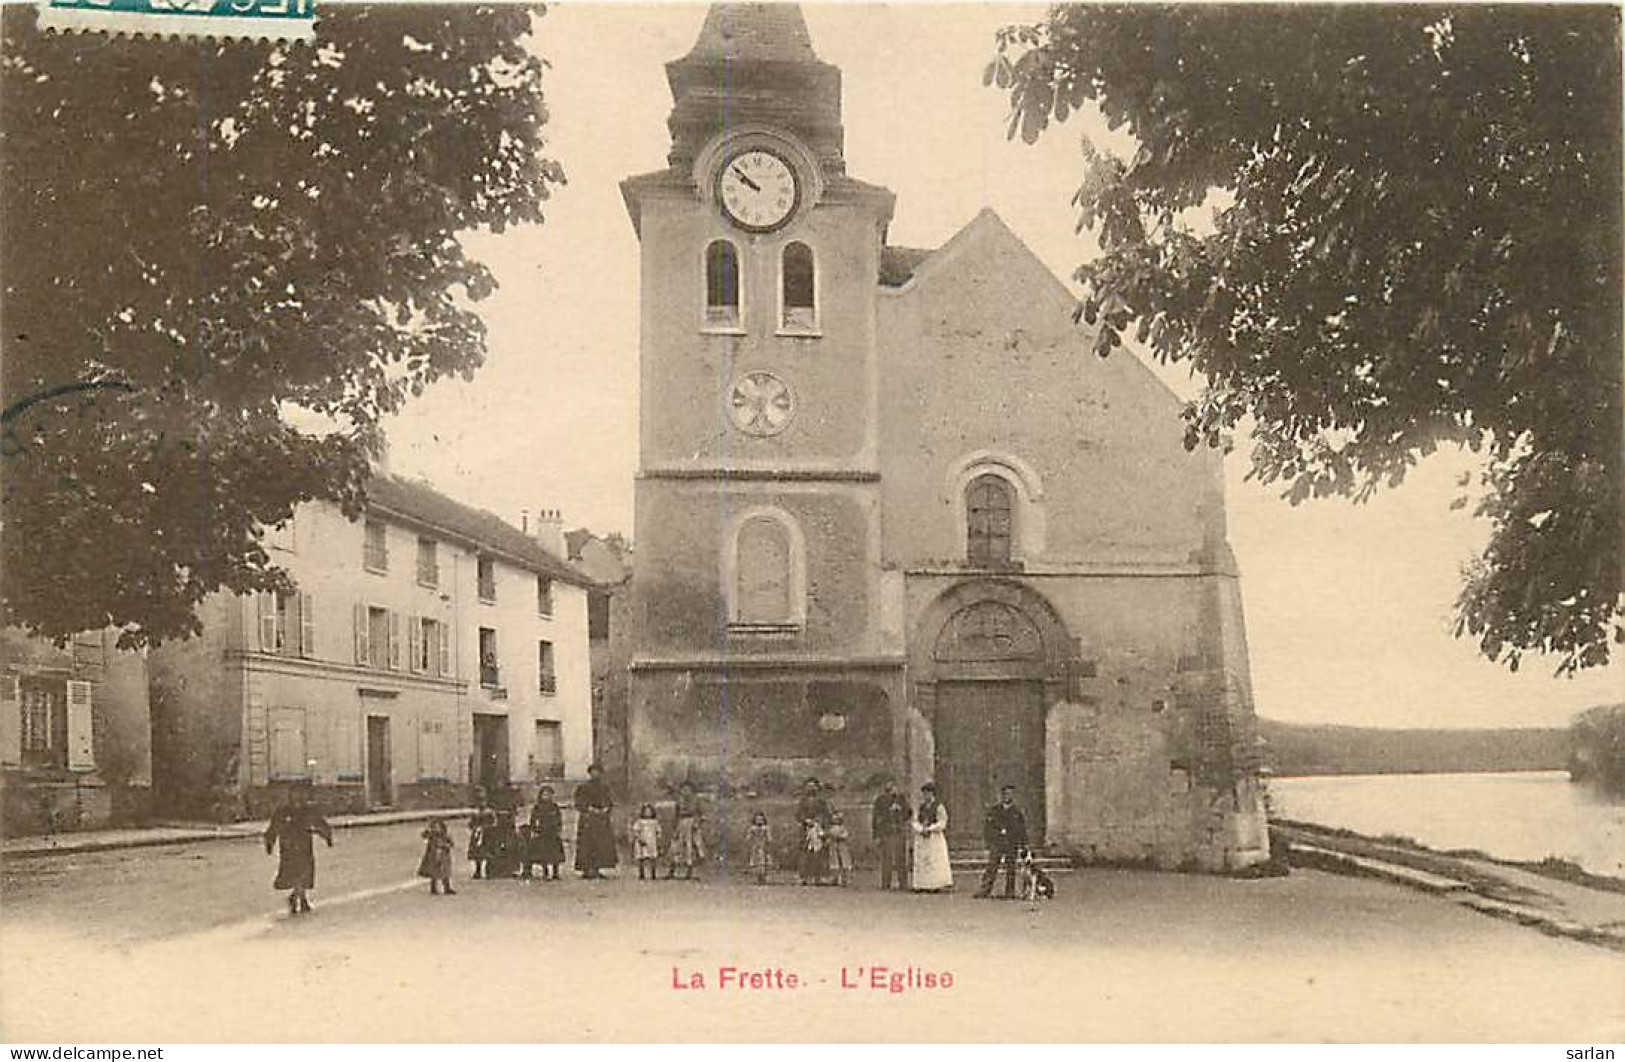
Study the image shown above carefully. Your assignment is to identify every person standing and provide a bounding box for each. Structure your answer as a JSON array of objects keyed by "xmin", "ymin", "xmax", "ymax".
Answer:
[
  {"xmin": 524, "ymin": 786, "xmax": 566, "ymax": 882},
  {"xmin": 467, "ymin": 791, "xmax": 496, "ymax": 880},
  {"xmin": 975, "ymin": 784, "xmax": 1029, "ymax": 899},
  {"xmin": 417, "ymin": 817, "xmax": 456, "ymax": 896},
  {"xmin": 264, "ymin": 783, "xmax": 333, "ymax": 915},
  {"xmin": 573, "ymin": 763, "xmax": 617, "ymax": 879},
  {"xmin": 631, "ymin": 803, "xmax": 662, "ymax": 881},
  {"xmin": 910, "ymin": 782, "xmax": 953, "ymax": 893},
  {"xmin": 666, "ymin": 781, "xmax": 706, "ymax": 881},
  {"xmin": 871, "ymin": 779, "xmax": 912, "ymax": 890},
  {"xmin": 745, "ymin": 811, "xmax": 773, "ymax": 885},
  {"xmin": 793, "ymin": 777, "xmax": 832, "ymax": 886}
]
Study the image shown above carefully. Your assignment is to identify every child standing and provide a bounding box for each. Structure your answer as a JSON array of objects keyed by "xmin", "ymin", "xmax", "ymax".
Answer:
[
  {"xmin": 525, "ymin": 786, "xmax": 566, "ymax": 882},
  {"xmin": 801, "ymin": 817, "xmax": 827, "ymax": 886},
  {"xmin": 746, "ymin": 811, "xmax": 773, "ymax": 885},
  {"xmin": 418, "ymin": 818, "xmax": 456, "ymax": 895},
  {"xmin": 630, "ymin": 803, "xmax": 662, "ymax": 881},
  {"xmin": 467, "ymin": 795, "xmax": 496, "ymax": 880},
  {"xmin": 826, "ymin": 810, "xmax": 854, "ymax": 887}
]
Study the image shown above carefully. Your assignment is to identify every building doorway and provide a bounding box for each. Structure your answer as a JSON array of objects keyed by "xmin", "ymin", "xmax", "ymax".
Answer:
[
  {"xmin": 935, "ymin": 680, "xmax": 1045, "ymax": 846},
  {"xmin": 472, "ymin": 713, "xmax": 509, "ymax": 795},
  {"xmin": 366, "ymin": 715, "xmax": 393, "ymax": 808}
]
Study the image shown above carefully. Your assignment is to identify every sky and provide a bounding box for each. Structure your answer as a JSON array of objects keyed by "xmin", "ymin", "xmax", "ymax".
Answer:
[{"xmin": 382, "ymin": 3, "xmax": 1623, "ymax": 731}]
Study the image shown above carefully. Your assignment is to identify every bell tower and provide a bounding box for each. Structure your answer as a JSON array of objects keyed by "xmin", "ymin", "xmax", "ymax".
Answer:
[{"xmin": 621, "ymin": 4, "xmax": 906, "ymax": 798}]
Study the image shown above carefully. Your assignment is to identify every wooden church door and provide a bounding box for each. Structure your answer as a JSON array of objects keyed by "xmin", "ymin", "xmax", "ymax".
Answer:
[{"xmin": 936, "ymin": 680, "xmax": 1045, "ymax": 846}]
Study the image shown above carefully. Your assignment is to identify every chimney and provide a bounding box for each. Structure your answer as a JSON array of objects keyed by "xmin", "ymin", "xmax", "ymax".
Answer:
[{"xmin": 532, "ymin": 507, "xmax": 565, "ymax": 556}]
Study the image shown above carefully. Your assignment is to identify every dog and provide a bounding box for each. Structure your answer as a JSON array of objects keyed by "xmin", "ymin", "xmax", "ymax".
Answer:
[{"xmin": 1018, "ymin": 849, "xmax": 1057, "ymax": 901}]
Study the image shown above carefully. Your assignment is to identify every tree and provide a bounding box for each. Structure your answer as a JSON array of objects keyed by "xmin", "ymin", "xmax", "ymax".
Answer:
[
  {"xmin": 989, "ymin": 6, "xmax": 1622, "ymax": 675},
  {"xmin": 1, "ymin": 4, "xmax": 564, "ymax": 647}
]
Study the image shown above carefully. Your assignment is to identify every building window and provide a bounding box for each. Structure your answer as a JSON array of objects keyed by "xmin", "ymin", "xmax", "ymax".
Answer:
[
  {"xmin": 363, "ymin": 519, "xmax": 388, "ymax": 572},
  {"xmin": 966, "ymin": 473, "xmax": 1015, "ymax": 567},
  {"xmin": 533, "ymin": 720, "xmax": 565, "ymax": 780},
  {"xmin": 479, "ymin": 627, "xmax": 500, "ymax": 689},
  {"xmin": 781, "ymin": 241, "xmax": 817, "ymax": 332},
  {"xmin": 538, "ymin": 640, "xmax": 556, "ymax": 694},
  {"xmin": 259, "ymin": 592, "xmax": 315, "ymax": 658},
  {"xmin": 18, "ymin": 680, "xmax": 63, "ymax": 768},
  {"xmin": 704, "ymin": 239, "xmax": 741, "ymax": 329},
  {"xmin": 356, "ymin": 605, "xmax": 399, "ymax": 671},
  {"xmin": 267, "ymin": 707, "xmax": 308, "ymax": 781},
  {"xmin": 537, "ymin": 576, "xmax": 553, "ymax": 617},
  {"xmin": 734, "ymin": 515, "xmax": 794, "ymax": 627},
  {"xmin": 416, "ymin": 537, "xmax": 439, "ymax": 587},
  {"xmin": 413, "ymin": 617, "xmax": 449, "ymax": 677},
  {"xmin": 477, "ymin": 556, "xmax": 497, "ymax": 603}
]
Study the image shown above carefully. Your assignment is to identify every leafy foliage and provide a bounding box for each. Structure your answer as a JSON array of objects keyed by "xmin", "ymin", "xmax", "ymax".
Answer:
[
  {"xmin": 990, "ymin": 6, "xmax": 1621, "ymax": 674},
  {"xmin": 1568, "ymin": 703, "xmax": 1625, "ymax": 793},
  {"xmin": 1, "ymin": 4, "xmax": 564, "ymax": 646}
]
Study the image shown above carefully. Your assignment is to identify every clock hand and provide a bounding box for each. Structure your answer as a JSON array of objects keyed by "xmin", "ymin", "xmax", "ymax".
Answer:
[{"xmin": 732, "ymin": 166, "xmax": 761, "ymax": 193}]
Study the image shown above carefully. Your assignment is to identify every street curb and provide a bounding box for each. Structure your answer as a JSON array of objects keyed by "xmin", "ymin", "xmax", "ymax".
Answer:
[{"xmin": 2, "ymin": 807, "xmax": 475, "ymax": 861}]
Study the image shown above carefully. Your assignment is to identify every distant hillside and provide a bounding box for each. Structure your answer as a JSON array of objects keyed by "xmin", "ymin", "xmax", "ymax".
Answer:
[{"xmin": 1258, "ymin": 718, "xmax": 1569, "ymax": 777}]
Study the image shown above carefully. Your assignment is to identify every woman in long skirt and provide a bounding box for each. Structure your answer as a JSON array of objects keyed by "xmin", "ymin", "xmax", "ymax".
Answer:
[
  {"xmin": 264, "ymin": 784, "xmax": 334, "ymax": 915},
  {"xmin": 573, "ymin": 763, "xmax": 618, "ymax": 879},
  {"xmin": 910, "ymin": 782, "xmax": 953, "ymax": 892}
]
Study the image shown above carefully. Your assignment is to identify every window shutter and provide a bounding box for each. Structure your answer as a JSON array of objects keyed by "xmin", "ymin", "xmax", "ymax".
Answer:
[
  {"xmin": 299, "ymin": 592, "xmax": 316, "ymax": 658},
  {"xmin": 258, "ymin": 593, "xmax": 278, "ymax": 652},
  {"xmin": 407, "ymin": 618, "xmax": 422, "ymax": 674},
  {"xmin": 0, "ymin": 674, "xmax": 21, "ymax": 767},
  {"xmin": 354, "ymin": 603, "xmax": 370, "ymax": 665},
  {"xmin": 388, "ymin": 611, "xmax": 401, "ymax": 670},
  {"xmin": 66, "ymin": 680, "xmax": 95, "ymax": 771},
  {"xmin": 437, "ymin": 623, "xmax": 451, "ymax": 677}
]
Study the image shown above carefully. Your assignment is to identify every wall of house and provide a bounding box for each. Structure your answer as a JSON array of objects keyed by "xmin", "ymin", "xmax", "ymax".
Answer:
[
  {"xmin": 452, "ymin": 543, "xmax": 594, "ymax": 799},
  {"xmin": 4, "ymin": 626, "xmax": 153, "ymax": 833},
  {"xmin": 150, "ymin": 499, "xmax": 597, "ymax": 818},
  {"xmin": 150, "ymin": 595, "xmax": 246, "ymax": 820}
]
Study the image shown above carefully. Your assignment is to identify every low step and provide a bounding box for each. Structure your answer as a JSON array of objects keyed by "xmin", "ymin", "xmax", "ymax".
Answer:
[{"xmin": 1293, "ymin": 843, "xmax": 1471, "ymax": 894}]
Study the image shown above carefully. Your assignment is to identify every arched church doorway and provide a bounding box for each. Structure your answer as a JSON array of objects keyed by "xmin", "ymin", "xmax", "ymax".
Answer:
[{"xmin": 912, "ymin": 582, "xmax": 1075, "ymax": 847}]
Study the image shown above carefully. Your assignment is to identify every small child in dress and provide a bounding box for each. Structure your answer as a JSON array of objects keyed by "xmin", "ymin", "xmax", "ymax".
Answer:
[
  {"xmin": 417, "ymin": 817, "xmax": 456, "ymax": 896},
  {"xmin": 630, "ymin": 802, "xmax": 662, "ymax": 881},
  {"xmin": 746, "ymin": 811, "xmax": 773, "ymax": 885},
  {"xmin": 826, "ymin": 810, "xmax": 854, "ymax": 886}
]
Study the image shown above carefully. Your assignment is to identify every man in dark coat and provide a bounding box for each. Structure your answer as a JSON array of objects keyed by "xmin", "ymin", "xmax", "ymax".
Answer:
[
  {"xmin": 975, "ymin": 784, "xmax": 1028, "ymax": 899},
  {"xmin": 264, "ymin": 783, "xmax": 333, "ymax": 915},
  {"xmin": 871, "ymin": 779, "xmax": 912, "ymax": 890},
  {"xmin": 573, "ymin": 763, "xmax": 617, "ymax": 878}
]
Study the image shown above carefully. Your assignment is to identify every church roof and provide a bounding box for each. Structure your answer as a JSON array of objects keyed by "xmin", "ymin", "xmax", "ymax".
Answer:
[
  {"xmin": 879, "ymin": 245, "xmax": 936, "ymax": 288},
  {"xmin": 682, "ymin": 4, "xmax": 819, "ymax": 63}
]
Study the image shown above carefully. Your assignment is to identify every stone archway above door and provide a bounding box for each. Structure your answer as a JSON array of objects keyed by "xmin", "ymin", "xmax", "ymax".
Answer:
[{"xmin": 910, "ymin": 579, "xmax": 1077, "ymax": 846}]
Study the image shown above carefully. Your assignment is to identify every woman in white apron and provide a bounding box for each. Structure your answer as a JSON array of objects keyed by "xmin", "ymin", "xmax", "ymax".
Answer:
[{"xmin": 910, "ymin": 782, "xmax": 953, "ymax": 892}]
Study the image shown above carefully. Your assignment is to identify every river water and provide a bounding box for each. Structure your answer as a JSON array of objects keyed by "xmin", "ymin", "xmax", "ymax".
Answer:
[{"xmin": 1270, "ymin": 770, "xmax": 1625, "ymax": 879}]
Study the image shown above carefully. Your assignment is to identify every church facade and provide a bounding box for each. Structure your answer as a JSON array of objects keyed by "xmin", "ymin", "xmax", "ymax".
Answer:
[{"xmin": 621, "ymin": 4, "xmax": 1268, "ymax": 870}]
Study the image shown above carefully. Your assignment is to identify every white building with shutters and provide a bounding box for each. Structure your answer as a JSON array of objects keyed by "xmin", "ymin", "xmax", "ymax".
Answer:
[
  {"xmin": 147, "ymin": 474, "xmax": 597, "ymax": 821},
  {"xmin": 1, "ymin": 626, "xmax": 152, "ymax": 834}
]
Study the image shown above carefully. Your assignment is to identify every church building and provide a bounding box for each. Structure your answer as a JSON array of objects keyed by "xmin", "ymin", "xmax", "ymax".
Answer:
[{"xmin": 621, "ymin": 4, "xmax": 1269, "ymax": 870}]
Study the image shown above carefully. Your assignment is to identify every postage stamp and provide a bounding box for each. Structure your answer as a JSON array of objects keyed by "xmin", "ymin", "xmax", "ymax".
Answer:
[{"xmin": 36, "ymin": 0, "xmax": 314, "ymax": 42}]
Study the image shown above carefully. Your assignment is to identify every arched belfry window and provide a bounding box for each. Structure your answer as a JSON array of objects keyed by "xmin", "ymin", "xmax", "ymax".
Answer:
[
  {"xmin": 781, "ymin": 241, "xmax": 816, "ymax": 332},
  {"xmin": 966, "ymin": 474, "xmax": 1015, "ymax": 567},
  {"xmin": 705, "ymin": 240, "xmax": 741, "ymax": 329},
  {"xmin": 728, "ymin": 510, "xmax": 806, "ymax": 631}
]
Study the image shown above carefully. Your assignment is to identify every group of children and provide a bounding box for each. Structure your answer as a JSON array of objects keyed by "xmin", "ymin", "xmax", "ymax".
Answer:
[
  {"xmin": 745, "ymin": 808, "xmax": 855, "ymax": 886},
  {"xmin": 417, "ymin": 794, "xmax": 864, "ymax": 891},
  {"xmin": 416, "ymin": 783, "xmax": 570, "ymax": 895}
]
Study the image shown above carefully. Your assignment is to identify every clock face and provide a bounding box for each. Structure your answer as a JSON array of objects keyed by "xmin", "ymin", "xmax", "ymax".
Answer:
[
  {"xmin": 717, "ymin": 150, "xmax": 799, "ymax": 232},
  {"xmin": 728, "ymin": 371, "xmax": 794, "ymax": 436}
]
